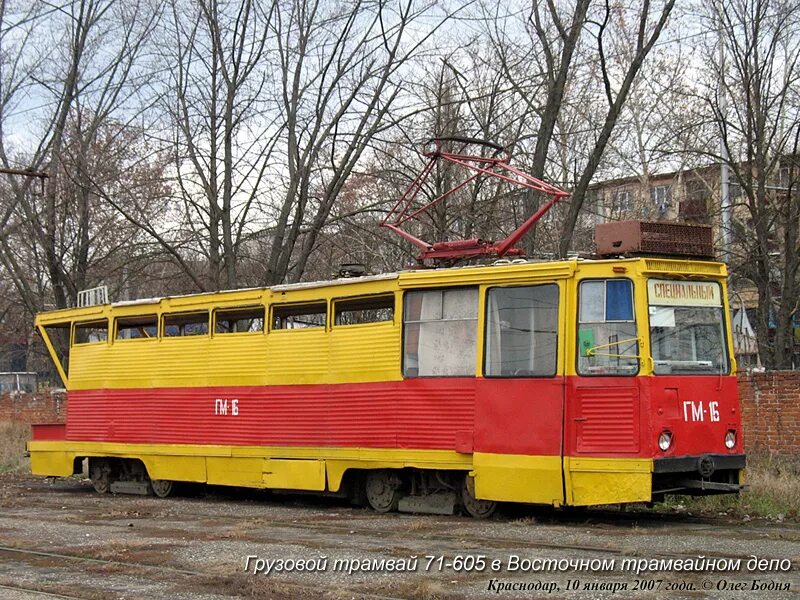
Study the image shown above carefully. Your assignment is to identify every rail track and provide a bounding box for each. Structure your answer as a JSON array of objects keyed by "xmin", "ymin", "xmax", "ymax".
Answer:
[
  {"xmin": 0, "ymin": 545, "xmax": 408, "ymax": 600},
  {"xmin": 0, "ymin": 582, "xmax": 88, "ymax": 599},
  {"xmin": 2, "ymin": 475, "xmax": 797, "ymax": 600},
  {"xmin": 1, "ymin": 497, "xmax": 791, "ymax": 572},
  {"xmin": 4, "ymin": 477, "xmax": 796, "ymax": 539}
]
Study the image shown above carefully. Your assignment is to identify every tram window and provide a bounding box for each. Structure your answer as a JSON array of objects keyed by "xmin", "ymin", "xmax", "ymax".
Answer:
[
  {"xmin": 334, "ymin": 295, "xmax": 394, "ymax": 326},
  {"xmin": 272, "ymin": 303, "xmax": 327, "ymax": 329},
  {"xmin": 403, "ymin": 287, "xmax": 478, "ymax": 377},
  {"xmin": 43, "ymin": 322, "xmax": 71, "ymax": 377},
  {"xmin": 116, "ymin": 315, "xmax": 158, "ymax": 339},
  {"xmin": 577, "ymin": 279, "xmax": 639, "ymax": 375},
  {"xmin": 648, "ymin": 279, "xmax": 728, "ymax": 375},
  {"xmin": 485, "ymin": 285, "xmax": 558, "ymax": 377},
  {"xmin": 215, "ymin": 306, "xmax": 265, "ymax": 333},
  {"xmin": 163, "ymin": 312, "xmax": 209, "ymax": 337},
  {"xmin": 74, "ymin": 320, "xmax": 108, "ymax": 344}
]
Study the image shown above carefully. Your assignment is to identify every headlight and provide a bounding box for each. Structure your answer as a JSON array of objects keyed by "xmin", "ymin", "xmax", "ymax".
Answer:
[
  {"xmin": 725, "ymin": 430, "xmax": 736, "ymax": 449},
  {"xmin": 658, "ymin": 430, "xmax": 673, "ymax": 451}
]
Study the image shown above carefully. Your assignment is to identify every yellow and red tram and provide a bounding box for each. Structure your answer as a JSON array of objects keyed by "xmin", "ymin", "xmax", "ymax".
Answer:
[{"xmin": 28, "ymin": 256, "xmax": 744, "ymax": 516}]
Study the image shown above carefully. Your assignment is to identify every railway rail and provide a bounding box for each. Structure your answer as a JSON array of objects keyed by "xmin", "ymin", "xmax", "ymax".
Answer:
[
  {"xmin": 0, "ymin": 545, "xmax": 407, "ymax": 600},
  {"xmin": 1, "ymin": 475, "xmax": 797, "ymax": 600}
]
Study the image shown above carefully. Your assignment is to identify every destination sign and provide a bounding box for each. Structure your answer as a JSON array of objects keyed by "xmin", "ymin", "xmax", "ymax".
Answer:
[{"xmin": 647, "ymin": 279, "xmax": 722, "ymax": 307}]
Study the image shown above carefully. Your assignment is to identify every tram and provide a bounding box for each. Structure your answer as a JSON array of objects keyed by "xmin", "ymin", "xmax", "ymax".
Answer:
[{"xmin": 27, "ymin": 139, "xmax": 744, "ymax": 517}]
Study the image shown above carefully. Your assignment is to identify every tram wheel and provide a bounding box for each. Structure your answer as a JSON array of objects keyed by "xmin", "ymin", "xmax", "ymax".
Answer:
[
  {"xmin": 89, "ymin": 459, "xmax": 111, "ymax": 494},
  {"xmin": 150, "ymin": 479, "xmax": 174, "ymax": 498},
  {"xmin": 365, "ymin": 470, "xmax": 401, "ymax": 513},
  {"xmin": 461, "ymin": 475, "xmax": 497, "ymax": 519}
]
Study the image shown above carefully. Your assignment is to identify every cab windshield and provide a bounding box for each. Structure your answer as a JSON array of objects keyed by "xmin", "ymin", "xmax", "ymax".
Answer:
[{"xmin": 647, "ymin": 279, "xmax": 729, "ymax": 375}]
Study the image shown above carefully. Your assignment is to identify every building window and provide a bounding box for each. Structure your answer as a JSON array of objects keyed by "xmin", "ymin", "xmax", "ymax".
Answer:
[
  {"xmin": 163, "ymin": 312, "xmax": 209, "ymax": 337},
  {"xmin": 778, "ymin": 165, "xmax": 795, "ymax": 189},
  {"xmin": 74, "ymin": 320, "xmax": 108, "ymax": 344},
  {"xmin": 680, "ymin": 180, "xmax": 709, "ymax": 223},
  {"xmin": 577, "ymin": 279, "xmax": 638, "ymax": 375},
  {"xmin": 650, "ymin": 185, "xmax": 671, "ymax": 215},
  {"xmin": 215, "ymin": 306, "xmax": 265, "ymax": 334},
  {"xmin": 334, "ymin": 295, "xmax": 394, "ymax": 326},
  {"xmin": 485, "ymin": 284, "xmax": 559, "ymax": 377},
  {"xmin": 116, "ymin": 315, "xmax": 157, "ymax": 340},
  {"xmin": 403, "ymin": 287, "xmax": 478, "ymax": 377},
  {"xmin": 272, "ymin": 303, "xmax": 327, "ymax": 330},
  {"xmin": 612, "ymin": 190, "xmax": 633, "ymax": 213}
]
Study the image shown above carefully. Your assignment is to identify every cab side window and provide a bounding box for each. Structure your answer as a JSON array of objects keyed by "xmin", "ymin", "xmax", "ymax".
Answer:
[{"xmin": 577, "ymin": 279, "xmax": 638, "ymax": 375}]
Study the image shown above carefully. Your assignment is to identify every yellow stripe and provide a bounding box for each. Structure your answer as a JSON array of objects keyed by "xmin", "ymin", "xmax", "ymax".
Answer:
[
  {"xmin": 564, "ymin": 456, "xmax": 653, "ymax": 505},
  {"xmin": 29, "ymin": 440, "xmax": 656, "ymax": 506},
  {"xmin": 473, "ymin": 452, "xmax": 564, "ymax": 506},
  {"xmin": 28, "ymin": 441, "xmax": 473, "ymax": 492}
]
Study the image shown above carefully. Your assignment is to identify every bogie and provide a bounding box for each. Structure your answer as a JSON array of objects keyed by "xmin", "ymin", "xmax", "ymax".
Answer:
[
  {"xmin": 364, "ymin": 470, "xmax": 402, "ymax": 512},
  {"xmin": 150, "ymin": 479, "xmax": 174, "ymax": 498},
  {"xmin": 460, "ymin": 475, "xmax": 497, "ymax": 519},
  {"xmin": 89, "ymin": 458, "xmax": 112, "ymax": 494}
]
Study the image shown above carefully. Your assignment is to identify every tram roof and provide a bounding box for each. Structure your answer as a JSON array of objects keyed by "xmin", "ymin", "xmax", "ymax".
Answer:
[{"xmin": 36, "ymin": 256, "xmax": 727, "ymax": 322}]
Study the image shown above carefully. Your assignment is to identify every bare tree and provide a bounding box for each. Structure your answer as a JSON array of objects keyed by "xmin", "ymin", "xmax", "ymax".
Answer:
[
  {"xmin": 128, "ymin": 0, "xmax": 281, "ymax": 292},
  {"xmin": 702, "ymin": 0, "xmax": 800, "ymax": 368},
  {"xmin": 264, "ymin": 0, "xmax": 457, "ymax": 284},
  {"xmin": 0, "ymin": 0, "xmax": 159, "ymax": 311},
  {"xmin": 482, "ymin": 0, "xmax": 590, "ymax": 252},
  {"xmin": 557, "ymin": 0, "xmax": 676, "ymax": 256}
]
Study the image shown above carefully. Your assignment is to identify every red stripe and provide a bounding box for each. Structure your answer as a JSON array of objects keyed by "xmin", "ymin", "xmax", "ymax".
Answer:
[
  {"xmin": 65, "ymin": 375, "xmax": 742, "ymax": 459},
  {"xmin": 67, "ymin": 379, "xmax": 476, "ymax": 450}
]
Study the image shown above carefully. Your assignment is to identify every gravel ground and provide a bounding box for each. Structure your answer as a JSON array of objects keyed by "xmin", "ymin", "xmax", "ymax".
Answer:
[{"xmin": 0, "ymin": 472, "xmax": 797, "ymax": 600}]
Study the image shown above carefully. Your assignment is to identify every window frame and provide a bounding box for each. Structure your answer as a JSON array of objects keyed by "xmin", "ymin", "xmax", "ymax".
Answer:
[
  {"xmin": 333, "ymin": 293, "xmax": 395, "ymax": 328},
  {"xmin": 270, "ymin": 301, "xmax": 328, "ymax": 332},
  {"xmin": 645, "ymin": 278, "xmax": 731, "ymax": 376},
  {"xmin": 162, "ymin": 311, "xmax": 211, "ymax": 338},
  {"xmin": 612, "ymin": 189, "xmax": 633, "ymax": 213},
  {"xmin": 213, "ymin": 305, "xmax": 266, "ymax": 336},
  {"xmin": 401, "ymin": 286, "xmax": 479, "ymax": 378},
  {"xmin": 778, "ymin": 165, "xmax": 791, "ymax": 188},
  {"xmin": 114, "ymin": 314, "xmax": 159, "ymax": 342},
  {"xmin": 482, "ymin": 283, "xmax": 560, "ymax": 379},
  {"xmin": 650, "ymin": 184, "xmax": 672, "ymax": 215},
  {"xmin": 72, "ymin": 319, "xmax": 109, "ymax": 346},
  {"xmin": 575, "ymin": 277, "xmax": 639, "ymax": 377}
]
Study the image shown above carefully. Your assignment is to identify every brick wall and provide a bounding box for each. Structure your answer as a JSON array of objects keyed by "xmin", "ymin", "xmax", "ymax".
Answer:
[
  {"xmin": 0, "ymin": 391, "xmax": 66, "ymax": 424},
  {"xmin": 2, "ymin": 375, "xmax": 798, "ymax": 455},
  {"xmin": 738, "ymin": 371, "xmax": 800, "ymax": 456}
]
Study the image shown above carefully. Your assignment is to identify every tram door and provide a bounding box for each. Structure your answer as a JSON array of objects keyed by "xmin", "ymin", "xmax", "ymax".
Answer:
[
  {"xmin": 474, "ymin": 282, "xmax": 565, "ymax": 506},
  {"xmin": 565, "ymin": 278, "xmax": 648, "ymax": 505}
]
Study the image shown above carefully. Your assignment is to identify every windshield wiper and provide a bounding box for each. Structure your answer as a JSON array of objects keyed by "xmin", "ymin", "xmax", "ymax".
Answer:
[{"xmin": 654, "ymin": 359, "xmax": 713, "ymax": 371}]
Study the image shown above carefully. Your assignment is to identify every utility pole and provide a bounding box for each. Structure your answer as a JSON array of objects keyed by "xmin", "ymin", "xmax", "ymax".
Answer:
[{"xmin": 717, "ymin": 4, "xmax": 732, "ymax": 260}]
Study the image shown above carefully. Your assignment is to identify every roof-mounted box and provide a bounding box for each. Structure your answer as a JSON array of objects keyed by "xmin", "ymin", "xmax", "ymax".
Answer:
[{"xmin": 595, "ymin": 221, "xmax": 715, "ymax": 259}]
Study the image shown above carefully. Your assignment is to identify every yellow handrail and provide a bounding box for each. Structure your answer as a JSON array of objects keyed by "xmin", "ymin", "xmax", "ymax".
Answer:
[{"xmin": 585, "ymin": 337, "xmax": 641, "ymax": 359}]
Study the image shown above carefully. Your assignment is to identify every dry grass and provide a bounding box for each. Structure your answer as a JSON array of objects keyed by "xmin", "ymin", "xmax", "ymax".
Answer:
[
  {"xmin": 0, "ymin": 421, "xmax": 30, "ymax": 473},
  {"xmin": 79, "ymin": 539, "xmax": 176, "ymax": 564},
  {"xmin": 662, "ymin": 454, "xmax": 800, "ymax": 520},
  {"xmin": 402, "ymin": 579, "xmax": 451, "ymax": 600}
]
